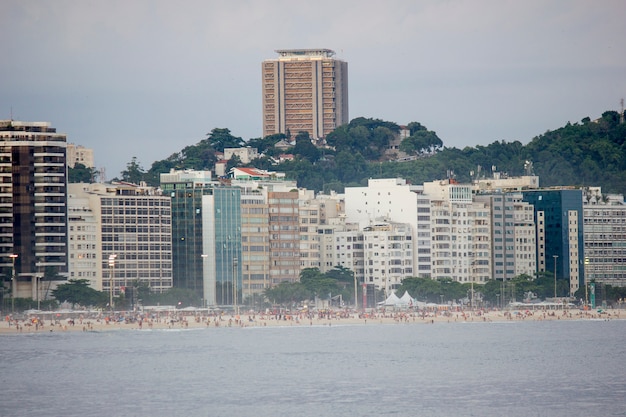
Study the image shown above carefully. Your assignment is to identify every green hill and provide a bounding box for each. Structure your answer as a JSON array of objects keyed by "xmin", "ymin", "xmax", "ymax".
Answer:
[{"xmin": 71, "ymin": 110, "xmax": 626, "ymax": 195}]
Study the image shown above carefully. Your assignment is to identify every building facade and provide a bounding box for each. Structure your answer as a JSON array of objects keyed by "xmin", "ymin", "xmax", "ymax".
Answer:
[
  {"xmin": 475, "ymin": 192, "xmax": 537, "ymax": 282},
  {"xmin": 72, "ymin": 183, "xmax": 173, "ymax": 301},
  {"xmin": 299, "ymin": 189, "xmax": 322, "ymax": 271},
  {"xmin": 240, "ymin": 187, "xmax": 270, "ymax": 300},
  {"xmin": 66, "ymin": 143, "xmax": 95, "ymax": 168},
  {"xmin": 522, "ymin": 188, "xmax": 584, "ymax": 296},
  {"xmin": 262, "ymin": 48, "xmax": 349, "ymax": 139},
  {"xmin": 362, "ymin": 222, "xmax": 414, "ymax": 293},
  {"xmin": 1, "ymin": 120, "xmax": 69, "ymax": 303},
  {"xmin": 67, "ymin": 184, "xmax": 100, "ymax": 290},
  {"xmin": 69, "ymin": 183, "xmax": 172, "ymax": 298},
  {"xmin": 583, "ymin": 188, "xmax": 626, "ymax": 288},
  {"xmin": 418, "ymin": 180, "xmax": 492, "ymax": 284},
  {"xmin": 268, "ymin": 191, "xmax": 300, "ymax": 285},
  {"xmin": 201, "ymin": 187, "xmax": 242, "ymax": 307},
  {"xmin": 161, "ymin": 170, "xmax": 241, "ymax": 306}
]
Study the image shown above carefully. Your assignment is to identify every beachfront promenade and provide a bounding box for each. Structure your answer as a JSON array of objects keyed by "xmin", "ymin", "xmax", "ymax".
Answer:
[{"xmin": 1, "ymin": 308, "xmax": 621, "ymax": 334}]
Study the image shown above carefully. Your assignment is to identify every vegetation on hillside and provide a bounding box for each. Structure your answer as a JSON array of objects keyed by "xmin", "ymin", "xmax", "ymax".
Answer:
[{"xmin": 71, "ymin": 110, "xmax": 626, "ymax": 196}]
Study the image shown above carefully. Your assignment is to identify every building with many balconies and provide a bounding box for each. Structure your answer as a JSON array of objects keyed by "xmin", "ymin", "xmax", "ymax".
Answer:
[
  {"xmin": 69, "ymin": 182, "xmax": 173, "ymax": 303},
  {"xmin": 0, "ymin": 120, "xmax": 69, "ymax": 303},
  {"xmin": 262, "ymin": 48, "xmax": 349, "ymax": 139},
  {"xmin": 583, "ymin": 187, "xmax": 626, "ymax": 288}
]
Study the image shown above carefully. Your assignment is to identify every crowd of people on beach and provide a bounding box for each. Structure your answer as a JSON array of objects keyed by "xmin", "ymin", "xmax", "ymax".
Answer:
[{"xmin": 1, "ymin": 306, "xmax": 621, "ymax": 334}]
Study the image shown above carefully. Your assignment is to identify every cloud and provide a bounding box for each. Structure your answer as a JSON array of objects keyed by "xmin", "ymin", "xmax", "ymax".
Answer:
[{"xmin": 1, "ymin": 0, "xmax": 625, "ymax": 177}]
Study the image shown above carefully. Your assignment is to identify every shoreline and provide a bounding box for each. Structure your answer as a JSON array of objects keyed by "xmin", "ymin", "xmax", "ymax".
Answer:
[{"xmin": 1, "ymin": 308, "xmax": 622, "ymax": 335}]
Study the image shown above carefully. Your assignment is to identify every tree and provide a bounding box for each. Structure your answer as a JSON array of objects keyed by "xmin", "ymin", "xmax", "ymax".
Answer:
[
  {"xmin": 51, "ymin": 279, "xmax": 108, "ymax": 308},
  {"xmin": 299, "ymin": 268, "xmax": 342, "ymax": 299},
  {"xmin": 325, "ymin": 266, "xmax": 355, "ymax": 285},
  {"xmin": 395, "ymin": 277, "xmax": 441, "ymax": 302},
  {"xmin": 120, "ymin": 157, "xmax": 146, "ymax": 184},
  {"xmin": 437, "ymin": 277, "xmax": 467, "ymax": 302},
  {"xmin": 293, "ymin": 131, "xmax": 321, "ymax": 163},
  {"xmin": 334, "ymin": 150, "xmax": 367, "ymax": 183},
  {"xmin": 247, "ymin": 133, "xmax": 288, "ymax": 154},
  {"xmin": 226, "ymin": 155, "xmax": 243, "ymax": 173},
  {"xmin": 68, "ymin": 163, "xmax": 97, "ymax": 183},
  {"xmin": 400, "ymin": 130, "xmax": 443, "ymax": 156},
  {"xmin": 263, "ymin": 281, "xmax": 310, "ymax": 306},
  {"xmin": 407, "ymin": 121, "xmax": 428, "ymax": 135},
  {"xmin": 206, "ymin": 128, "xmax": 244, "ymax": 152}
]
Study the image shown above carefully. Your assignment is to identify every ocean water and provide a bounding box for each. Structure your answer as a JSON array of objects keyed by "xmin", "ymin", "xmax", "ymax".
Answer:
[{"xmin": 1, "ymin": 319, "xmax": 625, "ymax": 417}]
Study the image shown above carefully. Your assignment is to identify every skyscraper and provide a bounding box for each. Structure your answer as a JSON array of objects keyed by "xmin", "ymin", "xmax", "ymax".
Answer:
[
  {"xmin": 522, "ymin": 188, "xmax": 584, "ymax": 296},
  {"xmin": 160, "ymin": 170, "xmax": 241, "ymax": 306},
  {"xmin": 0, "ymin": 120, "xmax": 68, "ymax": 302},
  {"xmin": 262, "ymin": 48, "xmax": 349, "ymax": 139}
]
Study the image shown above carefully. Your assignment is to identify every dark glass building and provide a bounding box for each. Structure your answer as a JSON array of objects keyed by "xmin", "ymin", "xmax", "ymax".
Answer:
[
  {"xmin": 161, "ymin": 170, "xmax": 241, "ymax": 306},
  {"xmin": 1, "ymin": 120, "xmax": 68, "ymax": 303},
  {"xmin": 522, "ymin": 188, "xmax": 584, "ymax": 296}
]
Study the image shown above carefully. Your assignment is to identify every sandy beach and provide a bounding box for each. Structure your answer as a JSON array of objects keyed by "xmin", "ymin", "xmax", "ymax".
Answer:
[{"xmin": 1, "ymin": 308, "xmax": 621, "ymax": 335}]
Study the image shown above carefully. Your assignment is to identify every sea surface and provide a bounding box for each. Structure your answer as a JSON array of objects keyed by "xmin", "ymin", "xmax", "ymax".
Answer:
[{"xmin": 1, "ymin": 319, "xmax": 625, "ymax": 417}]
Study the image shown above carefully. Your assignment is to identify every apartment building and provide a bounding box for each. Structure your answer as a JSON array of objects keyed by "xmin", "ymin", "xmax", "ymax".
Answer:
[
  {"xmin": 239, "ymin": 186, "xmax": 270, "ymax": 300},
  {"xmin": 362, "ymin": 222, "xmax": 414, "ymax": 292},
  {"xmin": 268, "ymin": 191, "xmax": 300, "ymax": 285},
  {"xmin": 333, "ymin": 224, "xmax": 365, "ymax": 279},
  {"xmin": 299, "ymin": 189, "xmax": 322, "ymax": 270},
  {"xmin": 69, "ymin": 182, "xmax": 173, "ymax": 300},
  {"xmin": 583, "ymin": 187, "xmax": 626, "ymax": 288},
  {"xmin": 67, "ymin": 185, "xmax": 100, "ymax": 289},
  {"xmin": 345, "ymin": 178, "xmax": 421, "ymax": 273},
  {"xmin": 423, "ymin": 179, "xmax": 491, "ymax": 283},
  {"xmin": 474, "ymin": 192, "xmax": 537, "ymax": 281},
  {"xmin": 232, "ymin": 173, "xmax": 297, "ymax": 299},
  {"xmin": 223, "ymin": 147, "xmax": 259, "ymax": 164},
  {"xmin": 0, "ymin": 120, "xmax": 69, "ymax": 301},
  {"xmin": 66, "ymin": 143, "xmax": 95, "ymax": 168},
  {"xmin": 262, "ymin": 48, "xmax": 348, "ymax": 139}
]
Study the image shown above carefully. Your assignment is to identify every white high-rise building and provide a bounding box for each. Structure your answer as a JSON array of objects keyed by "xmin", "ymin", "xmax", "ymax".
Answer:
[
  {"xmin": 68, "ymin": 183, "xmax": 173, "ymax": 298},
  {"xmin": 299, "ymin": 189, "xmax": 322, "ymax": 270},
  {"xmin": 583, "ymin": 187, "xmax": 626, "ymax": 288},
  {"xmin": 67, "ymin": 185, "xmax": 100, "ymax": 289},
  {"xmin": 475, "ymin": 192, "xmax": 537, "ymax": 282},
  {"xmin": 423, "ymin": 179, "xmax": 491, "ymax": 283},
  {"xmin": 362, "ymin": 221, "xmax": 413, "ymax": 292},
  {"xmin": 345, "ymin": 178, "xmax": 420, "ymax": 262}
]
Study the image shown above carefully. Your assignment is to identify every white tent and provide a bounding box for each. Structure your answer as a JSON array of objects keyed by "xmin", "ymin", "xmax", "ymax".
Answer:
[
  {"xmin": 399, "ymin": 291, "xmax": 414, "ymax": 307},
  {"xmin": 382, "ymin": 292, "xmax": 401, "ymax": 306}
]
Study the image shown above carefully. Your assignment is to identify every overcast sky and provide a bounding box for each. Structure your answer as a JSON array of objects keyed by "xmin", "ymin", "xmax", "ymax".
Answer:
[{"xmin": 2, "ymin": 0, "xmax": 625, "ymax": 179}]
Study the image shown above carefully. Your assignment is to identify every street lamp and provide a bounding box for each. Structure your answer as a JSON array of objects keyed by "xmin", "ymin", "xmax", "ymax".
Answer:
[
  {"xmin": 584, "ymin": 257, "xmax": 589, "ymax": 308},
  {"xmin": 9, "ymin": 254, "xmax": 18, "ymax": 312},
  {"xmin": 108, "ymin": 254, "xmax": 117, "ymax": 310},
  {"xmin": 201, "ymin": 254, "xmax": 209, "ymax": 308},
  {"xmin": 354, "ymin": 273, "xmax": 358, "ymax": 311},
  {"xmin": 233, "ymin": 257, "xmax": 238, "ymax": 314},
  {"xmin": 553, "ymin": 255, "xmax": 558, "ymax": 299}
]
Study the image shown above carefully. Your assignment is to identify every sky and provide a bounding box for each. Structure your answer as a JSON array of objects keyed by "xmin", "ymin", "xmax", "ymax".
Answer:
[{"xmin": 2, "ymin": 0, "xmax": 625, "ymax": 179}]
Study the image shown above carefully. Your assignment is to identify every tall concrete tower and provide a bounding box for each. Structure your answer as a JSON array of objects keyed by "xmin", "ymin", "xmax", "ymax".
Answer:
[{"xmin": 262, "ymin": 49, "xmax": 349, "ymax": 140}]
